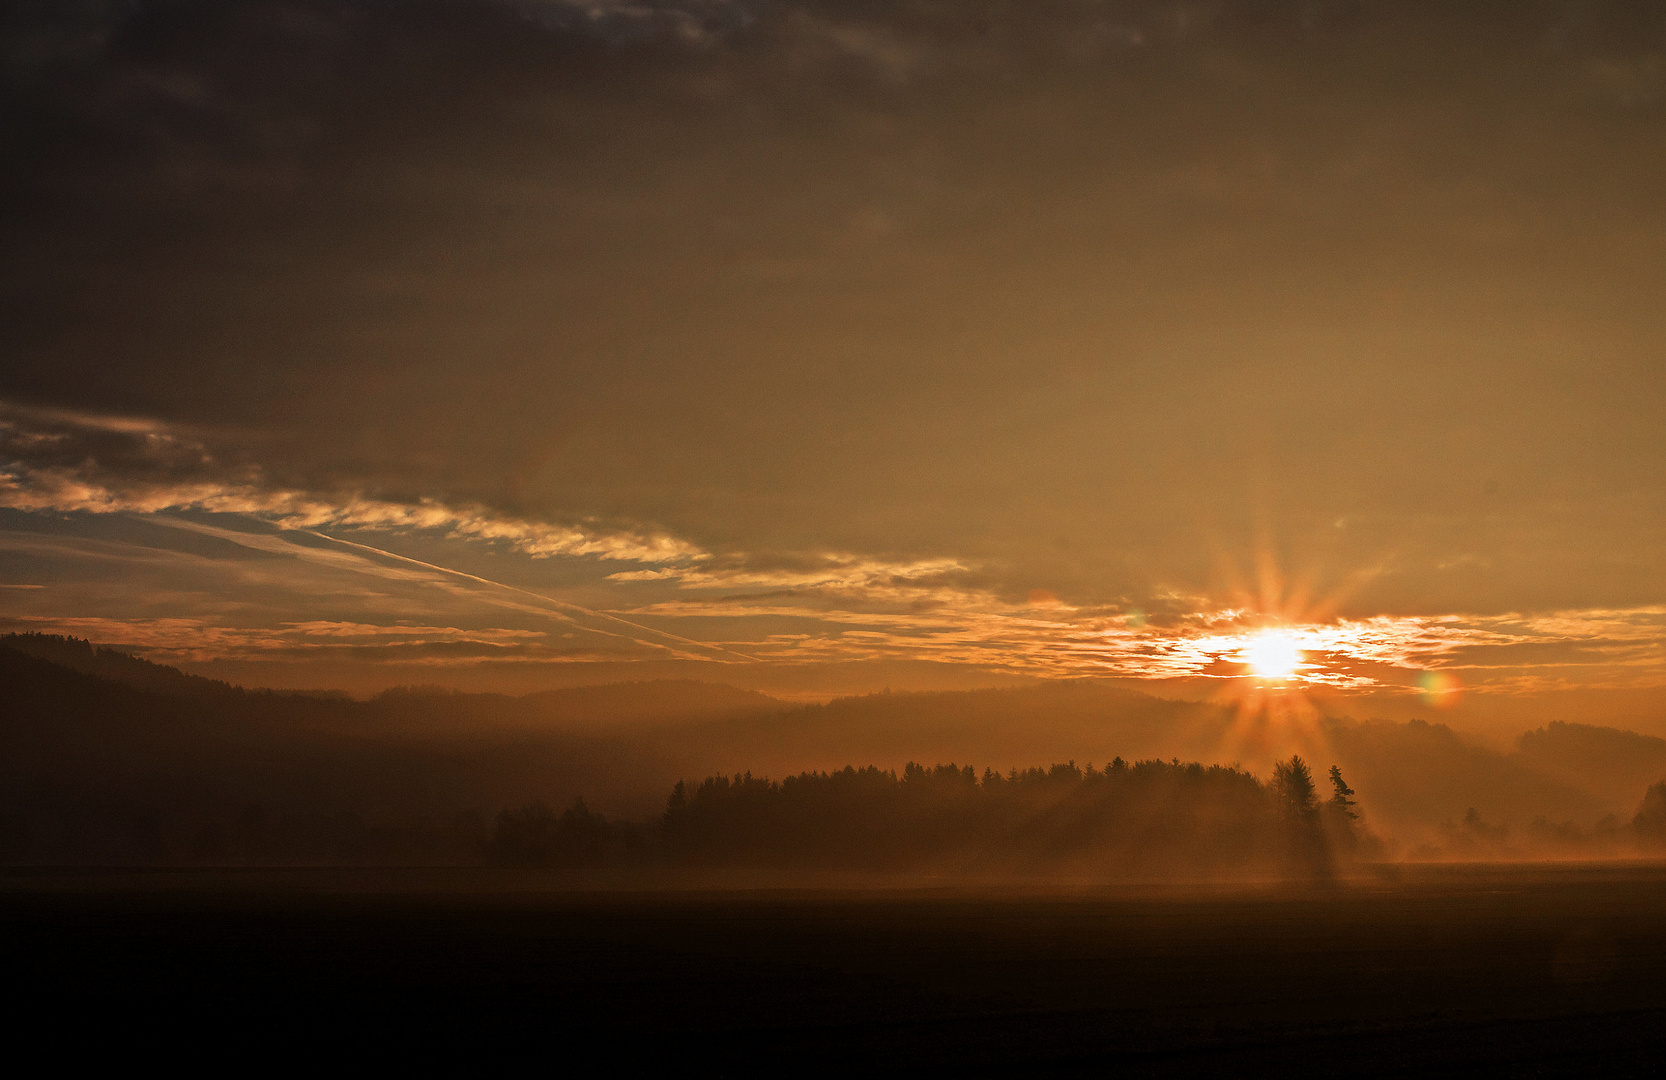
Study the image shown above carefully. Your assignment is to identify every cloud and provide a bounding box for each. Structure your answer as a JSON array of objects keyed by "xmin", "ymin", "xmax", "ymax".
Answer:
[
  {"xmin": 9, "ymin": 473, "xmax": 1666, "ymax": 692},
  {"xmin": 284, "ymin": 620, "xmax": 546, "ymax": 641},
  {"xmin": 611, "ymin": 595, "xmax": 1666, "ymax": 692},
  {"xmin": 0, "ymin": 498, "xmax": 756, "ymax": 665},
  {"xmin": 0, "ymin": 614, "xmax": 655, "ymax": 665},
  {"xmin": 8, "ymin": 397, "xmax": 1665, "ymax": 693},
  {"xmin": 6, "ymin": 2, "xmax": 1666, "ymax": 699},
  {"xmin": 0, "ymin": 402, "xmax": 704, "ymax": 564},
  {"xmin": 607, "ymin": 550, "xmax": 969, "ymax": 597},
  {"xmin": 508, "ymin": 0, "xmax": 756, "ymax": 46},
  {"xmin": 7, "ymin": 1, "xmax": 1666, "ymax": 623}
]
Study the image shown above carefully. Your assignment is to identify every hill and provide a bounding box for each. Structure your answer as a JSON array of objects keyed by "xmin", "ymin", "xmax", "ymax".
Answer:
[
  {"xmin": 0, "ymin": 641, "xmax": 675, "ymax": 861},
  {"xmin": 3, "ymin": 634, "xmax": 1664, "ymax": 865},
  {"xmin": 2, "ymin": 632, "xmax": 243, "ymax": 699},
  {"xmin": 1514, "ymin": 722, "xmax": 1666, "ymax": 811},
  {"xmin": 640, "ymin": 681, "xmax": 1235, "ymax": 783},
  {"xmin": 1327, "ymin": 718, "xmax": 1603, "ymax": 843},
  {"xmin": 518, "ymin": 680, "xmax": 784, "ymax": 731}
]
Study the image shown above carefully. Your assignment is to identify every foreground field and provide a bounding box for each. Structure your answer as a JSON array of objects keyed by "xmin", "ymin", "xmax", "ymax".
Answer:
[{"xmin": 7, "ymin": 864, "xmax": 1666, "ymax": 1074}]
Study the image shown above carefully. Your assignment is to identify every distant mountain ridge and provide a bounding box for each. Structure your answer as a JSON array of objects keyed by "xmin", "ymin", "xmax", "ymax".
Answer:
[
  {"xmin": 2, "ymin": 633, "xmax": 786, "ymax": 728},
  {"xmin": 519, "ymin": 680, "xmax": 785, "ymax": 730},
  {"xmin": 1515, "ymin": 721, "xmax": 1666, "ymax": 806},
  {"xmin": 1, "ymin": 632, "xmax": 241, "ymax": 699},
  {"xmin": 3, "ymin": 634, "xmax": 1666, "ymax": 864}
]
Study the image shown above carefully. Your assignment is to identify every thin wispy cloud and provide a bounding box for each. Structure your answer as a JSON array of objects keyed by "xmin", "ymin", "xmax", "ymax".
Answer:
[
  {"xmin": 0, "ymin": 402, "xmax": 704, "ymax": 564},
  {"xmin": 7, "ymin": 398, "xmax": 1666, "ymax": 693},
  {"xmin": 507, "ymin": 0, "xmax": 754, "ymax": 45},
  {"xmin": 617, "ymin": 596, "xmax": 1666, "ymax": 692}
]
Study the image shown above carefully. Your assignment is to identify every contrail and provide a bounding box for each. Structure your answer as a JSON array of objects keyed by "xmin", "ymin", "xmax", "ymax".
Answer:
[{"xmin": 147, "ymin": 513, "xmax": 760, "ymax": 663}]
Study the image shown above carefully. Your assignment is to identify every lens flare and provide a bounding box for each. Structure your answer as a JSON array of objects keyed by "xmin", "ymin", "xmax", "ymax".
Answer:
[
  {"xmin": 1241, "ymin": 630, "xmax": 1304, "ymax": 680},
  {"xmin": 1418, "ymin": 669, "xmax": 1462, "ymax": 707}
]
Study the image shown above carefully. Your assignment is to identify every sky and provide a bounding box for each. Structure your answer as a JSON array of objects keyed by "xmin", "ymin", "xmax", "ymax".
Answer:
[{"xmin": 4, "ymin": 1, "xmax": 1666, "ymax": 725}]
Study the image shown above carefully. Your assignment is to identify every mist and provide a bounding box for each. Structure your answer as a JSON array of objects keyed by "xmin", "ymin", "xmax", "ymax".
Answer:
[
  {"xmin": 7, "ymin": 633, "xmax": 1664, "ymax": 877},
  {"xmin": 8, "ymin": 4, "xmax": 1666, "ymax": 1069}
]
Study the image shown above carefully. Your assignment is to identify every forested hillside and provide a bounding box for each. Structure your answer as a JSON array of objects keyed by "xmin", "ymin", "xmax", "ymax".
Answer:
[{"xmin": 4, "ymin": 635, "xmax": 1666, "ymax": 868}]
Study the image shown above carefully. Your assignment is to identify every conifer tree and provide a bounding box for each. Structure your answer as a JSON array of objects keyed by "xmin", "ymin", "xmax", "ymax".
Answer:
[
  {"xmin": 1328, "ymin": 766, "xmax": 1358, "ymax": 819},
  {"xmin": 1271, "ymin": 756, "xmax": 1318, "ymax": 824}
]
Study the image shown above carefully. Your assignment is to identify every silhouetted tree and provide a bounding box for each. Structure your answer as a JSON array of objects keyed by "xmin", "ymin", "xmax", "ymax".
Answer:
[
  {"xmin": 1319, "ymin": 764, "xmax": 1368, "ymax": 863},
  {"xmin": 664, "ymin": 780, "xmax": 687, "ymax": 822},
  {"xmin": 1445, "ymin": 806, "xmax": 1509, "ymax": 854},
  {"xmin": 558, "ymin": 798, "xmax": 613, "ymax": 865},
  {"xmin": 1633, "ymin": 782, "xmax": 1666, "ymax": 846},
  {"xmin": 1328, "ymin": 765, "xmax": 1357, "ymax": 819},
  {"xmin": 1271, "ymin": 756, "xmax": 1329, "ymax": 879},
  {"xmin": 490, "ymin": 797, "xmax": 616, "ymax": 868},
  {"xmin": 658, "ymin": 758, "xmax": 1296, "ymax": 878},
  {"xmin": 1271, "ymin": 757, "xmax": 1318, "ymax": 825}
]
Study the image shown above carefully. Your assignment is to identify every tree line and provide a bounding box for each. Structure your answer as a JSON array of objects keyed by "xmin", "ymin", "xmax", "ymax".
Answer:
[{"xmin": 492, "ymin": 755, "xmax": 1370, "ymax": 880}]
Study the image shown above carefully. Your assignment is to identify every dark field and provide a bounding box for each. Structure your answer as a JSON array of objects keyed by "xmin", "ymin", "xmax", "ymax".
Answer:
[{"xmin": 6, "ymin": 865, "xmax": 1666, "ymax": 1075}]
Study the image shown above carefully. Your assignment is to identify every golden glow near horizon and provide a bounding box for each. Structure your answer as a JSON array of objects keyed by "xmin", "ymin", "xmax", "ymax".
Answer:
[
  {"xmin": 1240, "ymin": 629, "xmax": 1305, "ymax": 681},
  {"xmin": 5, "ymin": 4, "xmax": 1666, "ymax": 714}
]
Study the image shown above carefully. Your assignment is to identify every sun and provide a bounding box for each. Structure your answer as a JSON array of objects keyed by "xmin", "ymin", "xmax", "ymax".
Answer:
[{"xmin": 1241, "ymin": 629, "xmax": 1304, "ymax": 680}]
